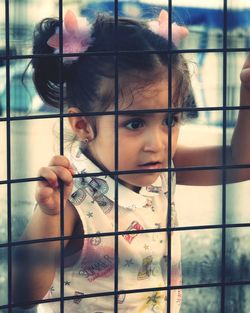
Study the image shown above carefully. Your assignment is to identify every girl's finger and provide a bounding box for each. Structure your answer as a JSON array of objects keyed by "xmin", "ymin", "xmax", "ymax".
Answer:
[
  {"xmin": 38, "ymin": 166, "xmax": 73, "ymax": 188},
  {"xmin": 38, "ymin": 167, "xmax": 59, "ymax": 188},
  {"xmin": 49, "ymin": 155, "xmax": 71, "ymax": 168},
  {"xmin": 240, "ymin": 68, "xmax": 250, "ymax": 85},
  {"xmin": 48, "ymin": 166, "xmax": 73, "ymax": 186},
  {"xmin": 242, "ymin": 53, "xmax": 250, "ymax": 70}
]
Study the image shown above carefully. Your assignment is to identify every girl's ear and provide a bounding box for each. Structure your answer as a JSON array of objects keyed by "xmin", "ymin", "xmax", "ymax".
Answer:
[{"xmin": 68, "ymin": 107, "xmax": 95, "ymax": 141}]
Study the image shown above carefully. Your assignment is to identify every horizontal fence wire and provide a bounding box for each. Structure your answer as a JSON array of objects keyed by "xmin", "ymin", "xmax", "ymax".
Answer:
[
  {"xmin": 1, "ymin": 47, "xmax": 250, "ymax": 61},
  {"xmin": 1, "ymin": 163, "xmax": 250, "ymax": 185},
  {"xmin": 1, "ymin": 105, "xmax": 250, "ymax": 122},
  {"xmin": 1, "ymin": 278, "xmax": 250, "ymax": 311},
  {"xmin": 1, "ymin": 221, "xmax": 250, "ymax": 249}
]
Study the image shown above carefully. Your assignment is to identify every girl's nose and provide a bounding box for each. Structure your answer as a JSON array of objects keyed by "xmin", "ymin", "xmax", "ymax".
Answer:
[{"xmin": 143, "ymin": 128, "xmax": 167, "ymax": 152}]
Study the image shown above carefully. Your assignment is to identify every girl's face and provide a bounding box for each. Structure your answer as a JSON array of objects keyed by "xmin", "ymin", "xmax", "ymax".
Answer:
[{"xmin": 87, "ymin": 79, "xmax": 181, "ymax": 191}]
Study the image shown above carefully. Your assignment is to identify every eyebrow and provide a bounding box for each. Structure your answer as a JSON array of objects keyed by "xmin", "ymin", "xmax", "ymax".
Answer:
[
  {"xmin": 119, "ymin": 111, "xmax": 181, "ymax": 117},
  {"xmin": 119, "ymin": 112, "xmax": 150, "ymax": 117}
]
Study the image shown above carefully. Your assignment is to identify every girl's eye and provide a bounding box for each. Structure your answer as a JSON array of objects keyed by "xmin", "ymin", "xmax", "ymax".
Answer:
[
  {"xmin": 164, "ymin": 114, "xmax": 179, "ymax": 127},
  {"xmin": 124, "ymin": 119, "xmax": 144, "ymax": 130}
]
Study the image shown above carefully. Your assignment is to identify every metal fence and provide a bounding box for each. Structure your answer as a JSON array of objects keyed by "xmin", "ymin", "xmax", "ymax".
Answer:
[{"xmin": 0, "ymin": 0, "xmax": 250, "ymax": 312}]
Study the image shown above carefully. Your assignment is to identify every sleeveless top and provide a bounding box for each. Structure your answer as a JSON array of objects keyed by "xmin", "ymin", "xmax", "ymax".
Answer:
[{"xmin": 38, "ymin": 146, "xmax": 182, "ymax": 313}]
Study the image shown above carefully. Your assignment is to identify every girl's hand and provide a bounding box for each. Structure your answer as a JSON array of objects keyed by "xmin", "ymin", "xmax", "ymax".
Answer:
[
  {"xmin": 240, "ymin": 53, "xmax": 250, "ymax": 107},
  {"xmin": 35, "ymin": 155, "xmax": 74, "ymax": 216}
]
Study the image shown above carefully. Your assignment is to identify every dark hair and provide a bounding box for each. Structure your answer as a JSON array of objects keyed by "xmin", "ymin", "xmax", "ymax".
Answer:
[{"xmin": 32, "ymin": 14, "xmax": 191, "ymax": 114}]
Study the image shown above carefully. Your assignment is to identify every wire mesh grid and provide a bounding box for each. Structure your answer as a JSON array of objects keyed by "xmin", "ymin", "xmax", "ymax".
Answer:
[{"xmin": 1, "ymin": 0, "xmax": 250, "ymax": 312}]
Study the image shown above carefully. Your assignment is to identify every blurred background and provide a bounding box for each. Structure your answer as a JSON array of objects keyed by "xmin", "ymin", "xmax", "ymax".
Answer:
[{"xmin": 0, "ymin": 0, "xmax": 250, "ymax": 312}]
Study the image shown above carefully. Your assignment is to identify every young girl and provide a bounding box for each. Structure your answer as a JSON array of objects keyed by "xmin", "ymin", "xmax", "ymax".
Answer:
[{"xmin": 13, "ymin": 9, "xmax": 250, "ymax": 313}]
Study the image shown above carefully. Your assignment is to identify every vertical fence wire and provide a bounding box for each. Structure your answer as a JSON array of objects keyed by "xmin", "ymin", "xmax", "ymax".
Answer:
[
  {"xmin": 167, "ymin": 0, "xmax": 173, "ymax": 312},
  {"xmin": 58, "ymin": 1, "xmax": 65, "ymax": 312},
  {"xmin": 5, "ymin": 0, "xmax": 12, "ymax": 312},
  {"xmin": 221, "ymin": 0, "xmax": 228, "ymax": 312},
  {"xmin": 114, "ymin": 0, "xmax": 119, "ymax": 312}
]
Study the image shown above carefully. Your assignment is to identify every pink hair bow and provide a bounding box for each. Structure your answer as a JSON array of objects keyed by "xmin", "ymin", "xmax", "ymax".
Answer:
[
  {"xmin": 47, "ymin": 10, "xmax": 93, "ymax": 63},
  {"xmin": 148, "ymin": 9, "xmax": 189, "ymax": 45}
]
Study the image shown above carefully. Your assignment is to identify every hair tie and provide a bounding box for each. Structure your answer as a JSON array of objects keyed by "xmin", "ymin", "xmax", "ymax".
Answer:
[
  {"xmin": 47, "ymin": 10, "xmax": 93, "ymax": 63},
  {"xmin": 148, "ymin": 9, "xmax": 189, "ymax": 45}
]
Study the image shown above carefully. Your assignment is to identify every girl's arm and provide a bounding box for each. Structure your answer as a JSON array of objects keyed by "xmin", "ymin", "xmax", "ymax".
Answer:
[
  {"xmin": 12, "ymin": 155, "xmax": 78, "ymax": 306},
  {"xmin": 174, "ymin": 54, "xmax": 250, "ymax": 186}
]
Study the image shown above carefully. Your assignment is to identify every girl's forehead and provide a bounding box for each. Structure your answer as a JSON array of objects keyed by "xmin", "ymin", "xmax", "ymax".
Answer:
[{"xmin": 119, "ymin": 79, "xmax": 173, "ymax": 111}]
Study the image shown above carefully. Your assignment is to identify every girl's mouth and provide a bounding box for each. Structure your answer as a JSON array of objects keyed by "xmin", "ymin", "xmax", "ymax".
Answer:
[{"xmin": 138, "ymin": 161, "xmax": 162, "ymax": 169}]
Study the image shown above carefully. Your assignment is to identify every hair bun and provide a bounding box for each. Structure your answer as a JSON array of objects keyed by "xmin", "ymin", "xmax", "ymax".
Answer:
[{"xmin": 32, "ymin": 18, "xmax": 65, "ymax": 108}]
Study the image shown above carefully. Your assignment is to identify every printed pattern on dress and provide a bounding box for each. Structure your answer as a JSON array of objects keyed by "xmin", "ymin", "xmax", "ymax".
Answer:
[
  {"xmin": 70, "ymin": 169, "xmax": 113, "ymax": 214},
  {"xmin": 39, "ymin": 150, "xmax": 182, "ymax": 313}
]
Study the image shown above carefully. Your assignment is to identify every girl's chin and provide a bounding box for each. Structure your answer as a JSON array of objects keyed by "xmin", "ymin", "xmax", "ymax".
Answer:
[{"xmin": 118, "ymin": 173, "xmax": 160, "ymax": 193}]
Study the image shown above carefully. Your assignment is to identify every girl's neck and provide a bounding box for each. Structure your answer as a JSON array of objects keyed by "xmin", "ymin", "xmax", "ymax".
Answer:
[{"xmin": 81, "ymin": 148, "xmax": 142, "ymax": 194}]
